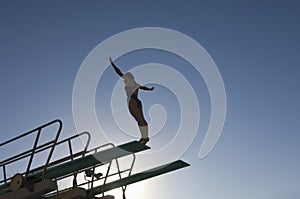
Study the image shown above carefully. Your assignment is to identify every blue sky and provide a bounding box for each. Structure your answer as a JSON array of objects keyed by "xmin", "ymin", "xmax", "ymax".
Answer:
[{"xmin": 0, "ymin": 1, "xmax": 300, "ymax": 199}]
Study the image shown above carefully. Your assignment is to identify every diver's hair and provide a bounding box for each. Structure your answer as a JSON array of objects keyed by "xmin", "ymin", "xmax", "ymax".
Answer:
[{"xmin": 124, "ymin": 72, "xmax": 134, "ymax": 79}]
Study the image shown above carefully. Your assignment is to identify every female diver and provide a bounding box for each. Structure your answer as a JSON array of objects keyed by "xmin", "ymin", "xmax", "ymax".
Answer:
[{"xmin": 109, "ymin": 57, "xmax": 154, "ymax": 145}]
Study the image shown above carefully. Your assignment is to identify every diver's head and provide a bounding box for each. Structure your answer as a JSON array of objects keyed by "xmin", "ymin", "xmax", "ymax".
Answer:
[
  {"xmin": 124, "ymin": 72, "xmax": 134, "ymax": 80},
  {"xmin": 123, "ymin": 72, "xmax": 135, "ymax": 86}
]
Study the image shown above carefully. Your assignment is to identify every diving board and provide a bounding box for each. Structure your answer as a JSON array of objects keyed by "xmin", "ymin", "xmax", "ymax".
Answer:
[
  {"xmin": 29, "ymin": 141, "xmax": 150, "ymax": 182},
  {"xmin": 0, "ymin": 141, "xmax": 150, "ymax": 194},
  {"xmin": 89, "ymin": 160, "xmax": 190, "ymax": 195}
]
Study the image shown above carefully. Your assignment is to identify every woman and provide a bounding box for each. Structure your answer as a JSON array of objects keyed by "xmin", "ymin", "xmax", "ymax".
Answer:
[{"xmin": 109, "ymin": 57, "xmax": 154, "ymax": 145}]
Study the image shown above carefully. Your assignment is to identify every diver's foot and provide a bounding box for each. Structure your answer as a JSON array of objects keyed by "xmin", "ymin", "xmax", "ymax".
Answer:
[{"xmin": 139, "ymin": 137, "xmax": 150, "ymax": 145}]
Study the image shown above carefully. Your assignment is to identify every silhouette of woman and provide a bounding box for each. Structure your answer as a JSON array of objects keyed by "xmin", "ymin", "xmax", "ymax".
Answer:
[{"xmin": 109, "ymin": 57, "xmax": 154, "ymax": 145}]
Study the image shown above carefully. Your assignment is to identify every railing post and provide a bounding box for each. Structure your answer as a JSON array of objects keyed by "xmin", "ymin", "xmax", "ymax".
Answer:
[
  {"xmin": 25, "ymin": 129, "xmax": 41, "ymax": 179},
  {"xmin": 42, "ymin": 120, "xmax": 62, "ymax": 181},
  {"xmin": 3, "ymin": 165, "xmax": 7, "ymax": 183}
]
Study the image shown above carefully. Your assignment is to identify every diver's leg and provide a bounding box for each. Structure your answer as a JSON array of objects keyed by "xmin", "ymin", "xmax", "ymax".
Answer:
[
  {"xmin": 139, "ymin": 125, "xmax": 148, "ymax": 139},
  {"xmin": 138, "ymin": 126, "xmax": 149, "ymax": 145},
  {"xmin": 136, "ymin": 104, "xmax": 149, "ymax": 144},
  {"xmin": 129, "ymin": 100, "xmax": 149, "ymax": 144}
]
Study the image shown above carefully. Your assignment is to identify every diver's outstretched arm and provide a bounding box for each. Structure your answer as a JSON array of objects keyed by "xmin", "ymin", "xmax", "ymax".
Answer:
[
  {"xmin": 140, "ymin": 86, "xmax": 155, "ymax": 91},
  {"xmin": 109, "ymin": 57, "xmax": 124, "ymax": 77}
]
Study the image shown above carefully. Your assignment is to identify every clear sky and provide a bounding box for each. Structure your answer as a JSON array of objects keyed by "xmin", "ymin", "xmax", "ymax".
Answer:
[{"xmin": 0, "ymin": 1, "xmax": 300, "ymax": 199}]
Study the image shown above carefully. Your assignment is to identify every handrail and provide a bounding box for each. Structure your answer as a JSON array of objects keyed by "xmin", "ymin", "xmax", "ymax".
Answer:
[
  {"xmin": 0, "ymin": 119, "xmax": 62, "ymax": 185},
  {"xmin": 28, "ymin": 132, "xmax": 90, "ymax": 176},
  {"xmin": 1, "ymin": 132, "xmax": 90, "ymax": 167},
  {"xmin": 0, "ymin": 119, "xmax": 62, "ymax": 147},
  {"xmin": 0, "ymin": 140, "xmax": 55, "ymax": 165},
  {"xmin": 42, "ymin": 120, "xmax": 63, "ymax": 181},
  {"xmin": 79, "ymin": 143, "xmax": 137, "ymax": 198},
  {"xmin": 0, "ymin": 130, "xmax": 91, "ymax": 185}
]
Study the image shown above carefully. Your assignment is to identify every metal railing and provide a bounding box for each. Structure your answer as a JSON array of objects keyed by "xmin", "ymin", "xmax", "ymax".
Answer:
[
  {"xmin": 0, "ymin": 119, "xmax": 138, "ymax": 199},
  {"xmin": 0, "ymin": 119, "xmax": 91, "ymax": 191},
  {"xmin": 44, "ymin": 142, "xmax": 136, "ymax": 199},
  {"xmin": 0, "ymin": 119, "xmax": 63, "ymax": 184},
  {"xmin": 80, "ymin": 143, "xmax": 136, "ymax": 199}
]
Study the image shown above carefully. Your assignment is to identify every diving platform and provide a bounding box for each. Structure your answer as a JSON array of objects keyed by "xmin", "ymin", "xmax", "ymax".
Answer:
[
  {"xmin": 28, "ymin": 141, "xmax": 150, "ymax": 183},
  {"xmin": 0, "ymin": 119, "xmax": 190, "ymax": 199},
  {"xmin": 89, "ymin": 160, "xmax": 190, "ymax": 195}
]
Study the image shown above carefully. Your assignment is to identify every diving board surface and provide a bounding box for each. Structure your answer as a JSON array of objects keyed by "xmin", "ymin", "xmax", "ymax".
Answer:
[
  {"xmin": 31, "ymin": 141, "xmax": 150, "ymax": 181},
  {"xmin": 0, "ymin": 141, "xmax": 149, "ymax": 194},
  {"xmin": 89, "ymin": 160, "xmax": 190, "ymax": 195}
]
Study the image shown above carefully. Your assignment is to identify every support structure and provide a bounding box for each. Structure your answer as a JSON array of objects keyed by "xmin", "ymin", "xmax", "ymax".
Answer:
[{"xmin": 0, "ymin": 119, "xmax": 190, "ymax": 199}]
